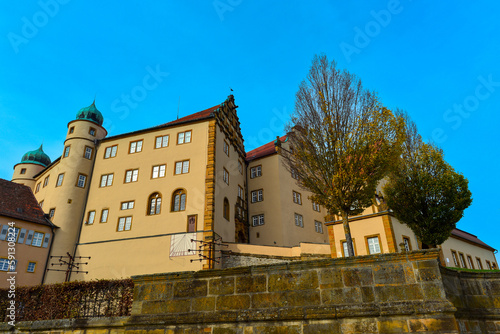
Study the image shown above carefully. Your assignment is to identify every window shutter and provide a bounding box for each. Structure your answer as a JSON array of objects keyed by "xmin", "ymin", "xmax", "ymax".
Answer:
[
  {"xmin": 25, "ymin": 230, "xmax": 34, "ymax": 246},
  {"xmin": 18, "ymin": 228, "xmax": 27, "ymax": 244},
  {"xmin": 0, "ymin": 225, "xmax": 8, "ymax": 241},
  {"xmin": 42, "ymin": 234, "xmax": 51, "ymax": 248}
]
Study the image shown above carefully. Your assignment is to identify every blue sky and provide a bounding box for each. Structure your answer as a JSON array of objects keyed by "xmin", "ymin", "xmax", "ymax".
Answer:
[{"xmin": 1, "ymin": 1, "xmax": 499, "ymax": 252}]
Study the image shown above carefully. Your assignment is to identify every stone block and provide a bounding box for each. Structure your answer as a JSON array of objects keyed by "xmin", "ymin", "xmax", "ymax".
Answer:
[
  {"xmin": 149, "ymin": 282, "xmax": 173, "ymax": 300},
  {"xmin": 319, "ymin": 268, "xmax": 343, "ymax": 289},
  {"xmin": 374, "ymin": 284, "xmax": 423, "ymax": 302},
  {"xmin": 408, "ymin": 317, "xmax": 458, "ymax": 332},
  {"xmin": 192, "ymin": 296, "xmax": 216, "ymax": 312},
  {"xmin": 236, "ymin": 275, "xmax": 266, "ymax": 293},
  {"xmin": 303, "ymin": 322, "xmax": 341, "ymax": 333},
  {"xmin": 340, "ymin": 318, "xmax": 377, "ymax": 333},
  {"xmin": 251, "ymin": 290, "xmax": 320, "ymax": 308},
  {"xmin": 465, "ymin": 295, "xmax": 491, "ymax": 308},
  {"xmin": 417, "ymin": 268, "xmax": 441, "ymax": 282},
  {"xmin": 321, "ymin": 287, "xmax": 361, "ymax": 305},
  {"xmin": 342, "ymin": 268, "xmax": 373, "ymax": 287},
  {"xmin": 373, "ymin": 264, "xmax": 406, "ymax": 285},
  {"xmin": 360, "ymin": 286, "xmax": 375, "ymax": 303},
  {"xmin": 250, "ymin": 325, "xmax": 301, "ymax": 333},
  {"xmin": 402, "ymin": 263, "xmax": 416, "ymax": 284},
  {"xmin": 421, "ymin": 282, "xmax": 445, "ymax": 300},
  {"xmin": 213, "ymin": 328, "xmax": 242, "ymax": 334},
  {"xmin": 216, "ymin": 295, "xmax": 250, "ymax": 310},
  {"xmin": 377, "ymin": 319, "xmax": 409, "ymax": 333},
  {"xmin": 174, "ymin": 280, "xmax": 208, "ymax": 298},
  {"xmin": 268, "ymin": 270, "xmax": 318, "ymax": 291},
  {"xmin": 134, "ymin": 284, "xmax": 152, "ymax": 301},
  {"xmin": 141, "ymin": 299, "xmax": 191, "ymax": 314},
  {"xmin": 209, "ymin": 277, "xmax": 235, "ymax": 295}
]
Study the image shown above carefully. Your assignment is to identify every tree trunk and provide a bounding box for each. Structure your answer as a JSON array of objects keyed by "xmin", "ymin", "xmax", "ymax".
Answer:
[{"xmin": 342, "ymin": 211, "xmax": 355, "ymax": 257}]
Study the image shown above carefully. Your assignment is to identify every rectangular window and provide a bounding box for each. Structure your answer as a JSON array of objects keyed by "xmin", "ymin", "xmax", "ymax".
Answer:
[
  {"xmin": 459, "ymin": 253, "xmax": 467, "ymax": 268},
  {"xmin": 467, "ymin": 255, "xmax": 474, "ymax": 269},
  {"xmin": 69, "ymin": 126, "xmax": 74, "ymax": 134},
  {"xmin": 39, "ymin": 200, "xmax": 44, "ymax": 209},
  {"xmin": 77, "ymin": 174, "xmax": 87, "ymax": 188},
  {"xmin": 56, "ymin": 173, "xmax": 64, "ymax": 187},
  {"xmin": 175, "ymin": 160, "xmax": 189, "ymax": 175},
  {"xmin": 403, "ymin": 236, "xmax": 412, "ymax": 251},
  {"xmin": 125, "ymin": 169, "xmax": 139, "ymax": 183},
  {"xmin": 250, "ymin": 165, "xmax": 262, "ymax": 178},
  {"xmin": 252, "ymin": 214, "xmax": 265, "ymax": 226},
  {"xmin": 155, "ymin": 135, "xmax": 169, "ymax": 148},
  {"xmin": 367, "ymin": 236, "xmax": 381, "ymax": 254},
  {"xmin": 121, "ymin": 201, "xmax": 135, "ymax": 210},
  {"xmin": 291, "ymin": 168, "xmax": 299, "ymax": 180},
  {"xmin": 100, "ymin": 209, "xmax": 109, "ymax": 223},
  {"xmin": 49, "ymin": 208, "xmax": 55, "ymax": 218},
  {"xmin": 129, "ymin": 140, "xmax": 143, "ymax": 154},
  {"xmin": 89, "ymin": 127, "xmax": 96, "ymax": 136},
  {"xmin": 294, "ymin": 213, "xmax": 303, "ymax": 227},
  {"xmin": 104, "ymin": 145, "xmax": 118, "ymax": 158},
  {"xmin": 100, "ymin": 173, "xmax": 114, "ymax": 187},
  {"xmin": 32, "ymin": 232, "xmax": 44, "ymax": 247},
  {"xmin": 223, "ymin": 140, "xmax": 229, "ymax": 156},
  {"xmin": 27, "ymin": 262, "xmax": 36, "ymax": 273},
  {"xmin": 314, "ymin": 221, "xmax": 323, "ymax": 233},
  {"xmin": 0, "ymin": 258, "xmax": 9, "ymax": 271},
  {"xmin": 152, "ymin": 165, "xmax": 166, "ymax": 178},
  {"xmin": 117, "ymin": 216, "xmax": 132, "ymax": 231},
  {"xmin": 238, "ymin": 185, "xmax": 244, "ymax": 199},
  {"xmin": 251, "ymin": 189, "xmax": 263, "ymax": 203},
  {"xmin": 20, "ymin": 168, "xmax": 26, "ymax": 174},
  {"xmin": 84, "ymin": 146, "xmax": 93, "ymax": 159},
  {"xmin": 63, "ymin": 146, "xmax": 70, "ymax": 158},
  {"xmin": 87, "ymin": 211, "xmax": 96, "ymax": 225},
  {"xmin": 451, "ymin": 250, "xmax": 459, "ymax": 267},
  {"xmin": 312, "ymin": 202, "xmax": 320, "ymax": 212},
  {"xmin": 177, "ymin": 131, "xmax": 192, "ymax": 144},
  {"xmin": 486, "ymin": 260, "xmax": 492, "ymax": 270},
  {"xmin": 476, "ymin": 257, "xmax": 483, "ymax": 269},
  {"xmin": 35, "ymin": 183, "xmax": 41, "ymax": 193},
  {"xmin": 293, "ymin": 191, "xmax": 302, "ymax": 205},
  {"xmin": 223, "ymin": 168, "xmax": 229, "ymax": 185},
  {"xmin": 43, "ymin": 176, "xmax": 50, "ymax": 187},
  {"xmin": 238, "ymin": 160, "xmax": 243, "ymax": 174}
]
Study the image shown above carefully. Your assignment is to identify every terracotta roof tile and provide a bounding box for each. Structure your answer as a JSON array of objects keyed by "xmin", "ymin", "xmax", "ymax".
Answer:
[
  {"xmin": 246, "ymin": 135, "xmax": 287, "ymax": 162},
  {"xmin": 451, "ymin": 228, "xmax": 495, "ymax": 251},
  {"xmin": 157, "ymin": 105, "xmax": 219, "ymax": 128},
  {"xmin": 0, "ymin": 179, "xmax": 54, "ymax": 227}
]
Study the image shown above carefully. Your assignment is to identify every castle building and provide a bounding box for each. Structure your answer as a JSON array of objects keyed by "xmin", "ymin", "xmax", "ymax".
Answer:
[{"xmin": 6, "ymin": 95, "xmax": 497, "ymax": 285}]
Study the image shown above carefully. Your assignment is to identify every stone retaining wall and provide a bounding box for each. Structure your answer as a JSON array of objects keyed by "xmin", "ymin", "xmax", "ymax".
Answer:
[{"xmin": 2, "ymin": 249, "xmax": 500, "ymax": 333}]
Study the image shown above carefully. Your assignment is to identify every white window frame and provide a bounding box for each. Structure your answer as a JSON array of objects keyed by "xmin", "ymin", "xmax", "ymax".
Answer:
[
  {"xmin": 77, "ymin": 174, "xmax": 87, "ymax": 188},
  {"xmin": 104, "ymin": 145, "xmax": 118, "ymax": 158},
  {"xmin": 84, "ymin": 146, "xmax": 93, "ymax": 159},
  {"xmin": 367, "ymin": 236, "xmax": 381, "ymax": 254},
  {"xmin": 56, "ymin": 173, "xmax": 64, "ymax": 187},
  {"xmin": 293, "ymin": 191, "xmax": 302, "ymax": 205},
  {"xmin": 125, "ymin": 169, "xmax": 139, "ymax": 183},
  {"xmin": 27, "ymin": 262, "xmax": 36, "ymax": 273},
  {"xmin": 100, "ymin": 209, "xmax": 109, "ymax": 223},
  {"xmin": 155, "ymin": 135, "xmax": 169, "ymax": 148},
  {"xmin": 129, "ymin": 140, "xmax": 143, "ymax": 154},
  {"xmin": 223, "ymin": 168, "xmax": 229, "ymax": 185},
  {"xmin": 175, "ymin": 160, "xmax": 189, "ymax": 175},
  {"xmin": 152, "ymin": 165, "xmax": 166, "ymax": 178},
  {"xmin": 100, "ymin": 173, "xmax": 114, "ymax": 187},
  {"xmin": 238, "ymin": 185, "xmax": 244, "ymax": 199},
  {"xmin": 250, "ymin": 166, "xmax": 262, "ymax": 178},
  {"xmin": 312, "ymin": 202, "xmax": 320, "ymax": 212},
  {"xmin": 121, "ymin": 201, "xmax": 135, "ymax": 210},
  {"xmin": 87, "ymin": 211, "xmax": 96, "ymax": 225},
  {"xmin": 251, "ymin": 189, "xmax": 263, "ymax": 203},
  {"xmin": 314, "ymin": 221, "xmax": 323, "ymax": 233},
  {"xmin": 118, "ymin": 217, "xmax": 132, "ymax": 231},
  {"xmin": 294, "ymin": 213, "xmax": 303, "ymax": 227},
  {"xmin": 252, "ymin": 214, "xmax": 264, "ymax": 226},
  {"xmin": 223, "ymin": 140, "xmax": 229, "ymax": 156},
  {"xmin": 32, "ymin": 232, "xmax": 44, "ymax": 247},
  {"xmin": 177, "ymin": 131, "xmax": 192, "ymax": 144},
  {"xmin": 63, "ymin": 146, "xmax": 70, "ymax": 158}
]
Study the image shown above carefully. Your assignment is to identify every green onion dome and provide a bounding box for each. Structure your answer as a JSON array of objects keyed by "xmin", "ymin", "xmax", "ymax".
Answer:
[
  {"xmin": 20, "ymin": 144, "xmax": 51, "ymax": 167},
  {"xmin": 75, "ymin": 100, "xmax": 103, "ymax": 126}
]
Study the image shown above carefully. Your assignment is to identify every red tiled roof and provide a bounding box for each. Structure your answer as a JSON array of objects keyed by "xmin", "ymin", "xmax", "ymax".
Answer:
[
  {"xmin": 246, "ymin": 135, "xmax": 287, "ymax": 162},
  {"xmin": 0, "ymin": 179, "xmax": 54, "ymax": 227},
  {"xmin": 157, "ymin": 105, "xmax": 220, "ymax": 128},
  {"xmin": 451, "ymin": 228, "xmax": 495, "ymax": 251}
]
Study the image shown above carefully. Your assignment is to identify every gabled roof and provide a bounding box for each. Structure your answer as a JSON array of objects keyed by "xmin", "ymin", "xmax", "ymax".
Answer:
[
  {"xmin": 246, "ymin": 135, "xmax": 287, "ymax": 162},
  {"xmin": 0, "ymin": 179, "xmax": 55, "ymax": 227},
  {"xmin": 451, "ymin": 228, "xmax": 495, "ymax": 251}
]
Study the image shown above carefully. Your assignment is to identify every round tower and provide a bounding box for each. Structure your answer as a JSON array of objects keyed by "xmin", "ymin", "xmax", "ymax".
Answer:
[
  {"xmin": 12, "ymin": 145, "xmax": 51, "ymax": 189},
  {"xmin": 44, "ymin": 101, "xmax": 107, "ymax": 283}
]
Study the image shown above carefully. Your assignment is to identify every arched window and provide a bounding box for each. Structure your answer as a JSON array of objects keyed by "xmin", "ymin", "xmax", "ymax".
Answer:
[
  {"xmin": 148, "ymin": 192, "xmax": 162, "ymax": 215},
  {"xmin": 172, "ymin": 189, "xmax": 187, "ymax": 212},
  {"xmin": 223, "ymin": 198, "xmax": 230, "ymax": 220}
]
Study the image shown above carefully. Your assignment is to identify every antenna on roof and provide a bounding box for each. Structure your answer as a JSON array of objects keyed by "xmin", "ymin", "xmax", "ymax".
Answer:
[{"xmin": 177, "ymin": 96, "xmax": 180, "ymax": 120}]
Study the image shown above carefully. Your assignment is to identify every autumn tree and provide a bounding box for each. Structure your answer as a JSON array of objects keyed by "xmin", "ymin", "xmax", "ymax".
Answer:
[
  {"xmin": 383, "ymin": 113, "xmax": 472, "ymax": 247},
  {"xmin": 280, "ymin": 55, "xmax": 404, "ymax": 257}
]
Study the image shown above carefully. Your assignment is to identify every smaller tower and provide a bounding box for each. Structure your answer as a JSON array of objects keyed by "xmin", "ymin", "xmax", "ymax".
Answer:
[{"xmin": 12, "ymin": 145, "xmax": 51, "ymax": 189}]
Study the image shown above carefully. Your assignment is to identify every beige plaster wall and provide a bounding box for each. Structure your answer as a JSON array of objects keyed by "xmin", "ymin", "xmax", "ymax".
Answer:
[
  {"xmin": 11, "ymin": 163, "xmax": 45, "ymax": 190},
  {"xmin": 0, "ymin": 217, "xmax": 52, "ymax": 288},
  {"xmin": 390, "ymin": 216, "xmax": 420, "ymax": 252},
  {"xmin": 441, "ymin": 236, "xmax": 498, "ymax": 270}
]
